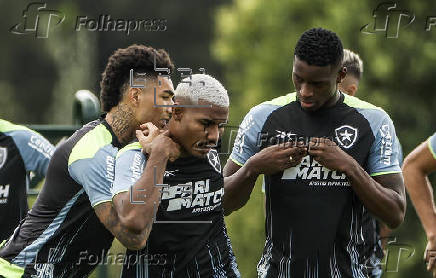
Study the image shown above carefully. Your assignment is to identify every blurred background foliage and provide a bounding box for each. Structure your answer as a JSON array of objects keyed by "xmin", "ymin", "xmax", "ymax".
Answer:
[{"xmin": 2, "ymin": 0, "xmax": 436, "ymax": 277}]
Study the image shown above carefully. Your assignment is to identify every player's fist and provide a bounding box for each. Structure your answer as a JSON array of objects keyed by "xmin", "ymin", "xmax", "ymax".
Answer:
[
  {"xmin": 150, "ymin": 130, "xmax": 181, "ymax": 162},
  {"xmin": 136, "ymin": 122, "xmax": 162, "ymax": 154},
  {"xmin": 308, "ymin": 137, "xmax": 353, "ymax": 172}
]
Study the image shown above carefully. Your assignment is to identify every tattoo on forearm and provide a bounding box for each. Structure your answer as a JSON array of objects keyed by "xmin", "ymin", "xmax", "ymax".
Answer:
[{"xmin": 97, "ymin": 204, "xmax": 151, "ymax": 249}]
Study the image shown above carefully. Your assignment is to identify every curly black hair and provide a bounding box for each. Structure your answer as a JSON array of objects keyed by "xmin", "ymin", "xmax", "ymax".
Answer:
[
  {"xmin": 294, "ymin": 28, "xmax": 343, "ymax": 68},
  {"xmin": 100, "ymin": 44, "xmax": 175, "ymax": 112}
]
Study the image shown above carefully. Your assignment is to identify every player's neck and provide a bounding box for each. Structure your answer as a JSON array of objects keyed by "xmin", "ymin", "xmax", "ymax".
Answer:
[
  {"xmin": 323, "ymin": 90, "xmax": 341, "ymax": 108},
  {"xmin": 105, "ymin": 107, "xmax": 136, "ymax": 145},
  {"xmin": 178, "ymin": 148, "xmax": 190, "ymax": 159}
]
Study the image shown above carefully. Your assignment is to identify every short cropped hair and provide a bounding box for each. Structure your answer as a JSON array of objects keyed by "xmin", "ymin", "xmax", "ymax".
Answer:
[
  {"xmin": 175, "ymin": 74, "xmax": 229, "ymax": 107},
  {"xmin": 294, "ymin": 28, "xmax": 343, "ymax": 68},
  {"xmin": 100, "ymin": 44, "xmax": 174, "ymax": 112},
  {"xmin": 342, "ymin": 49, "xmax": 363, "ymax": 80}
]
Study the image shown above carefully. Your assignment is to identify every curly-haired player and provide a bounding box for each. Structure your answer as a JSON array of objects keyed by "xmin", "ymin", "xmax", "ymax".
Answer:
[{"xmin": 0, "ymin": 44, "xmax": 175, "ymax": 277}]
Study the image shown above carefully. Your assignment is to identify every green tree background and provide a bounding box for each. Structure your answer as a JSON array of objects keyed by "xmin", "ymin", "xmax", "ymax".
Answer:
[{"xmin": 2, "ymin": 0, "xmax": 436, "ymax": 277}]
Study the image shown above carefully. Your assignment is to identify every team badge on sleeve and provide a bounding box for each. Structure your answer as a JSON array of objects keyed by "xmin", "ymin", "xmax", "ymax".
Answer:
[
  {"xmin": 335, "ymin": 125, "xmax": 358, "ymax": 149},
  {"xmin": 0, "ymin": 147, "xmax": 7, "ymax": 169}
]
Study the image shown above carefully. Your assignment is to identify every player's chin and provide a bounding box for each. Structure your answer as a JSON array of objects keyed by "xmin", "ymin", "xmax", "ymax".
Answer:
[
  {"xmin": 301, "ymin": 104, "xmax": 319, "ymax": 112},
  {"xmin": 191, "ymin": 147, "xmax": 211, "ymax": 158}
]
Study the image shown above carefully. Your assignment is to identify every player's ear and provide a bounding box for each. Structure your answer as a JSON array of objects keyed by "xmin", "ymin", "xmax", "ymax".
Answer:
[
  {"xmin": 126, "ymin": 87, "xmax": 141, "ymax": 107},
  {"xmin": 337, "ymin": 66, "xmax": 347, "ymax": 84}
]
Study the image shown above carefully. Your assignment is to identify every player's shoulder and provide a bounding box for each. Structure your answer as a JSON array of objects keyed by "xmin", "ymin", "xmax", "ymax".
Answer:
[
  {"xmin": 116, "ymin": 141, "xmax": 142, "ymax": 159},
  {"xmin": 244, "ymin": 92, "xmax": 297, "ymax": 124},
  {"xmin": 115, "ymin": 141, "xmax": 145, "ymax": 179},
  {"xmin": 343, "ymin": 94, "xmax": 392, "ymax": 124},
  {"xmin": 261, "ymin": 92, "xmax": 297, "ymax": 107},
  {"xmin": 253, "ymin": 92, "xmax": 296, "ymax": 113},
  {"xmin": 0, "ymin": 119, "xmax": 53, "ymax": 155},
  {"xmin": 343, "ymin": 94, "xmax": 387, "ymax": 115},
  {"xmin": 68, "ymin": 120, "xmax": 115, "ymax": 166},
  {"xmin": 0, "ymin": 119, "xmax": 26, "ymax": 132},
  {"xmin": 0, "ymin": 119, "xmax": 31, "ymax": 133},
  {"xmin": 427, "ymin": 132, "xmax": 436, "ymax": 160}
]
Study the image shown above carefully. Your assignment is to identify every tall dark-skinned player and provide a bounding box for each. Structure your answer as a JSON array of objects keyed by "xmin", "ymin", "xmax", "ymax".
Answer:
[{"xmin": 223, "ymin": 28, "xmax": 406, "ymax": 278}]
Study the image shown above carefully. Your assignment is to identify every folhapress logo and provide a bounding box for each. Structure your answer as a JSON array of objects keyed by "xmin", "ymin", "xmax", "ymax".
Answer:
[
  {"xmin": 361, "ymin": 2, "xmax": 415, "ymax": 38},
  {"xmin": 10, "ymin": 2, "xmax": 65, "ymax": 38}
]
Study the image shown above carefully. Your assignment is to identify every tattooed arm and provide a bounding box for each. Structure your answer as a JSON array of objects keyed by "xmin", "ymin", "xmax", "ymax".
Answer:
[
  {"xmin": 94, "ymin": 202, "xmax": 151, "ymax": 250},
  {"xmin": 94, "ymin": 131, "xmax": 180, "ymax": 250}
]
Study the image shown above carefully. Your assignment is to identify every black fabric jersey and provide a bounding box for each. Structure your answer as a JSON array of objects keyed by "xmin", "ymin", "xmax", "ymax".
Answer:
[
  {"xmin": 113, "ymin": 144, "xmax": 240, "ymax": 278},
  {"xmin": 0, "ymin": 119, "xmax": 120, "ymax": 278},
  {"xmin": 230, "ymin": 92, "xmax": 402, "ymax": 278},
  {"xmin": 0, "ymin": 120, "xmax": 54, "ymax": 242}
]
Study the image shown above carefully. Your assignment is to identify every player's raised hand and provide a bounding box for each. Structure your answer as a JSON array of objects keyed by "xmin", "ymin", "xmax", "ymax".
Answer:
[
  {"xmin": 150, "ymin": 130, "xmax": 181, "ymax": 162},
  {"xmin": 248, "ymin": 142, "xmax": 307, "ymax": 175},
  {"xmin": 307, "ymin": 137, "xmax": 353, "ymax": 171},
  {"xmin": 136, "ymin": 122, "xmax": 162, "ymax": 154}
]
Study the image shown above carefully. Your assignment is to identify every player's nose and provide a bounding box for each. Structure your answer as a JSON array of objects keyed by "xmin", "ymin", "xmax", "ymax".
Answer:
[
  {"xmin": 300, "ymin": 83, "xmax": 314, "ymax": 98},
  {"xmin": 163, "ymin": 99, "xmax": 174, "ymax": 115},
  {"xmin": 206, "ymin": 126, "xmax": 219, "ymax": 146}
]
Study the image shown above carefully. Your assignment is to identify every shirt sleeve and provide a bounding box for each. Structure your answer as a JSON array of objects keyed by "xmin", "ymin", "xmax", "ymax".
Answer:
[
  {"xmin": 427, "ymin": 133, "xmax": 436, "ymax": 160},
  {"xmin": 112, "ymin": 144, "xmax": 147, "ymax": 197},
  {"xmin": 230, "ymin": 104, "xmax": 274, "ymax": 166},
  {"xmin": 396, "ymin": 136, "xmax": 404, "ymax": 167},
  {"xmin": 10, "ymin": 129, "xmax": 55, "ymax": 177},
  {"xmin": 367, "ymin": 112, "xmax": 402, "ymax": 176},
  {"xmin": 68, "ymin": 146, "xmax": 115, "ymax": 207}
]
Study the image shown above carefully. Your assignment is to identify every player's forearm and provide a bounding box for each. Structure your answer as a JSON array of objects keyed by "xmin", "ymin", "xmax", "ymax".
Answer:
[
  {"xmin": 114, "ymin": 152, "xmax": 168, "ymax": 233},
  {"xmin": 95, "ymin": 203, "xmax": 149, "ymax": 250},
  {"xmin": 223, "ymin": 159, "xmax": 260, "ymax": 215},
  {"xmin": 109, "ymin": 208, "xmax": 150, "ymax": 250},
  {"xmin": 403, "ymin": 163, "xmax": 436, "ymax": 239},
  {"xmin": 344, "ymin": 161, "xmax": 406, "ymax": 229}
]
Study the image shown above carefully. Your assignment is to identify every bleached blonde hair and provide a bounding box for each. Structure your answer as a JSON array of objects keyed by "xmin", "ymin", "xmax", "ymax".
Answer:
[
  {"xmin": 342, "ymin": 49, "xmax": 363, "ymax": 80},
  {"xmin": 175, "ymin": 74, "xmax": 229, "ymax": 107}
]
